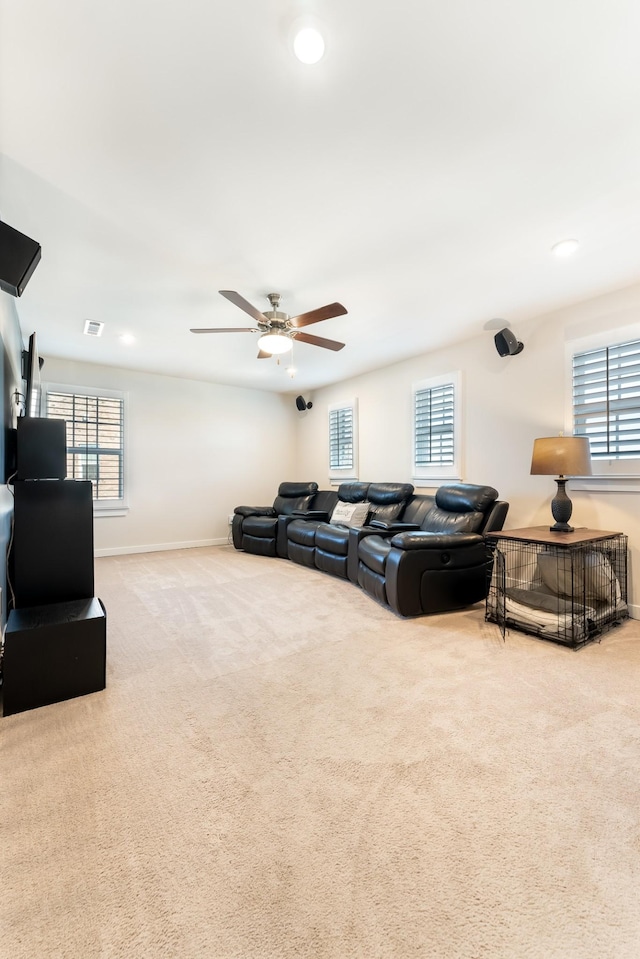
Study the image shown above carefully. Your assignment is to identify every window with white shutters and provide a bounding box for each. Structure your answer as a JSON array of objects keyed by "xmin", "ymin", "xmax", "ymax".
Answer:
[
  {"xmin": 415, "ymin": 383, "xmax": 455, "ymax": 467},
  {"xmin": 328, "ymin": 400, "xmax": 358, "ymax": 479},
  {"xmin": 572, "ymin": 339, "xmax": 640, "ymax": 461},
  {"xmin": 412, "ymin": 373, "xmax": 462, "ymax": 481},
  {"xmin": 45, "ymin": 388, "xmax": 126, "ymax": 507}
]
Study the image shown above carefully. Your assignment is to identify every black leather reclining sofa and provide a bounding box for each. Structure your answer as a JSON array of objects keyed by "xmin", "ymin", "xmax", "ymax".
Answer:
[{"xmin": 233, "ymin": 481, "xmax": 508, "ymax": 617}]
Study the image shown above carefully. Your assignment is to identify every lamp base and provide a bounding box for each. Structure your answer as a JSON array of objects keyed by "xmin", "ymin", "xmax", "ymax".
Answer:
[
  {"xmin": 549, "ymin": 477, "xmax": 574, "ymax": 533},
  {"xmin": 549, "ymin": 521, "xmax": 574, "ymax": 534}
]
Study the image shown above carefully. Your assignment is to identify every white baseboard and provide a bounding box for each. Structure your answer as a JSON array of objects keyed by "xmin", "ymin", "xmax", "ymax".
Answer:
[{"xmin": 95, "ymin": 537, "xmax": 229, "ymax": 557}]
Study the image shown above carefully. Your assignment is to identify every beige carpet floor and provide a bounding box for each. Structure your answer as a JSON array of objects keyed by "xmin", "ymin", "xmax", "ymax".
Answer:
[{"xmin": 1, "ymin": 545, "xmax": 640, "ymax": 959}]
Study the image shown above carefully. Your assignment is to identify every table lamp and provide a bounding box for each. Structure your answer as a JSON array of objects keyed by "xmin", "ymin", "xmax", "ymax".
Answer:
[{"xmin": 530, "ymin": 436, "xmax": 592, "ymax": 533}]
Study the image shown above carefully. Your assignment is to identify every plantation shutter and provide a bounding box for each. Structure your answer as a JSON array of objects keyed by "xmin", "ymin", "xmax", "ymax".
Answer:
[
  {"xmin": 329, "ymin": 406, "xmax": 354, "ymax": 470},
  {"xmin": 572, "ymin": 339, "xmax": 640, "ymax": 460},
  {"xmin": 47, "ymin": 391, "xmax": 124, "ymax": 499},
  {"xmin": 414, "ymin": 382, "xmax": 455, "ymax": 467}
]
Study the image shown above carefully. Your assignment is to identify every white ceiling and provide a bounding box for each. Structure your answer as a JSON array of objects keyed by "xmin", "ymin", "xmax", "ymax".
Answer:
[{"xmin": 2, "ymin": 0, "xmax": 640, "ymax": 393}]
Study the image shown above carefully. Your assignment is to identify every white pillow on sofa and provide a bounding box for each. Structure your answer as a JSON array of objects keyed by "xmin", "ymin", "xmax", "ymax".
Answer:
[{"xmin": 329, "ymin": 501, "xmax": 371, "ymax": 528}]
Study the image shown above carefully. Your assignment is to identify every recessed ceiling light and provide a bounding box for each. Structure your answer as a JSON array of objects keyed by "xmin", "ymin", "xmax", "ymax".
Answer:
[
  {"xmin": 293, "ymin": 27, "xmax": 325, "ymax": 64},
  {"xmin": 551, "ymin": 238, "xmax": 579, "ymax": 258},
  {"xmin": 119, "ymin": 333, "xmax": 136, "ymax": 345}
]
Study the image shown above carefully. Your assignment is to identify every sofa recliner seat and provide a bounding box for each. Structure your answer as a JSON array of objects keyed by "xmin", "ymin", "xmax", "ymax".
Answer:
[
  {"xmin": 356, "ymin": 483, "xmax": 508, "ymax": 616},
  {"xmin": 287, "ymin": 482, "xmax": 370, "ymax": 569},
  {"xmin": 233, "ymin": 481, "xmax": 319, "ymax": 557},
  {"xmin": 276, "ymin": 488, "xmax": 339, "ymax": 561}
]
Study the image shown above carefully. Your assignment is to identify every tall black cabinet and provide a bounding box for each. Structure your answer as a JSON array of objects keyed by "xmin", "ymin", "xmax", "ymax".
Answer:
[
  {"xmin": 13, "ymin": 480, "xmax": 95, "ymax": 607},
  {"xmin": 2, "ymin": 417, "xmax": 107, "ymax": 716}
]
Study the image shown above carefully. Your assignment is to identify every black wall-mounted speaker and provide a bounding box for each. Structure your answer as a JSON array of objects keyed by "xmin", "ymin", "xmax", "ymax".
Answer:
[
  {"xmin": 295, "ymin": 395, "xmax": 313, "ymax": 411},
  {"xmin": 0, "ymin": 220, "xmax": 42, "ymax": 297},
  {"xmin": 494, "ymin": 328, "xmax": 524, "ymax": 357}
]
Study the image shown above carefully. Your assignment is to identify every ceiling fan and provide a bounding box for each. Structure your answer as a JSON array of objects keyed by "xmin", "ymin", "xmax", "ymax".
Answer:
[{"xmin": 190, "ymin": 290, "xmax": 347, "ymax": 358}]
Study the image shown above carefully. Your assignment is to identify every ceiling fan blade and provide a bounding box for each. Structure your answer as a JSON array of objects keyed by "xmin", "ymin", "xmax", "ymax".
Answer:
[
  {"xmin": 219, "ymin": 290, "xmax": 268, "ymax": 325},
  {"xmin": 190, "ymin": 327, "xmax": 259, "ymax": 334},
  {"xmin": 288, "ymin": 302, "xmax": 348, "ymax": 328},
  {"xmin": 292, "ymin": 331, "xmax": 345, "ymax": 351},
  {"xmin": 257, "ymin": 350, "xmax": 270, "ymax": 359}
]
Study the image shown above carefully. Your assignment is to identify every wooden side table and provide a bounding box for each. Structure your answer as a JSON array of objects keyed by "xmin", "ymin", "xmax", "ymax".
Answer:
[{"xmin": 485, "ymin": 527, "xmax": 628, "ymax": 648}]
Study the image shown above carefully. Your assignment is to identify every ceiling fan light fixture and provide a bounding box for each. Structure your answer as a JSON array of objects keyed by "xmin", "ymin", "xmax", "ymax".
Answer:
[
  {"xmin": 257, "ymin": 332, "xmax": 293, "ymax": 355},
  {"xmin": 198, "ymin": 290, "xmax": 347, "ymax": 356}
]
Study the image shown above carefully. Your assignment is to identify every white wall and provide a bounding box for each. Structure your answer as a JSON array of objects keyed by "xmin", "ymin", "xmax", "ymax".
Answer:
[
  {"xmin": 43, "ymin": 358, "xmax": 298, "ymax": 555},
  {"xmin": 295, "ymin": 280, "xmax": 640, "ymax": 615}
]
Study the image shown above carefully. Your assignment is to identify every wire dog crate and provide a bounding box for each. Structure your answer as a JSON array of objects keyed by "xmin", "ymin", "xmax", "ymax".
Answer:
[{"xmin": 486, "ymin": 527, "xmax": 628, "ymax": 648}]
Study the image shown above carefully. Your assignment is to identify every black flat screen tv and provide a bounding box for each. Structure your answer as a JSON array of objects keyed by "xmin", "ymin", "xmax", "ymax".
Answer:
[{"xmin": 22, "ymin": 332, "xmax": 44, "ymax": 417}]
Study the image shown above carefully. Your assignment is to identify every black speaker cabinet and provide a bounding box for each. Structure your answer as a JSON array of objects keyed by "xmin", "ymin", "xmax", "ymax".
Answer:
[
  {"xmin": 13, "ymin": 480, "xmax": 94, "ymax": 607},
  {"xmin": 0, "ymin": 220, "xmax": 42, "ymax": 297},
  {"xmin": 2, "ymin": 598, "xmax": 106, "ymax": 716},
  {"xmin": 16, "ymin": 417, "xmax": 67, "ymax": 479}
]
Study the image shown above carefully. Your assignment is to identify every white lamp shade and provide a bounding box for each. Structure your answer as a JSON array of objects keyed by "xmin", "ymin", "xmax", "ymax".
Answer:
[{"xmin": 257, "ymin": 332, "xmax": 293, "ymax": 355}]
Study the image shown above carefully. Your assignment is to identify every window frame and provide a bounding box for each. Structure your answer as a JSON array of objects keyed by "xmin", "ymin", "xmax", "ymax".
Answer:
[
  {"xmin": 328, "ymin": 398, "xmax": 359, "ymax": 482},
  {"xmin": 565, "ymin": 324, "xmax": 640, "ymax": 491},
  {"xmin": 43, "ymin": 382, "xmax": 129, "ymax": 515},
  {"xmin": 412, "ymin": 371, "xmax": 462, "ymax": 483}
]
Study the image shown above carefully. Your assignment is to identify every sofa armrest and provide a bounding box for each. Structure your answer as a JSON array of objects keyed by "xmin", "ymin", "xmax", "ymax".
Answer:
[
  {"xmin": 291, "ymin": 509, "xmax": 331, "ymax": 521},
  {"xmin": 368, "ymin": 520, "xmax": 421, "ymax": 533},
  {"xmin": 234, "ymin": 505, "xmax": 276, "ymax": 518},
  {"xmin": 389, "ymin": 531, "xmax": 484, "ymax": 550}
]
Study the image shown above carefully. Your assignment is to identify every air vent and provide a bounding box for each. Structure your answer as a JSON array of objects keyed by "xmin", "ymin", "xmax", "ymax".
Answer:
[{"xmin": 83, "ymin": 319, "xmax": 104, "ymax": 337}]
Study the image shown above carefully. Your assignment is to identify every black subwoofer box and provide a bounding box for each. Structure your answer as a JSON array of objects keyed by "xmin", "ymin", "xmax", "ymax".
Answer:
[{"xmin": 2, "ymin": 598, "xmax": 106, "ymax": 716}]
